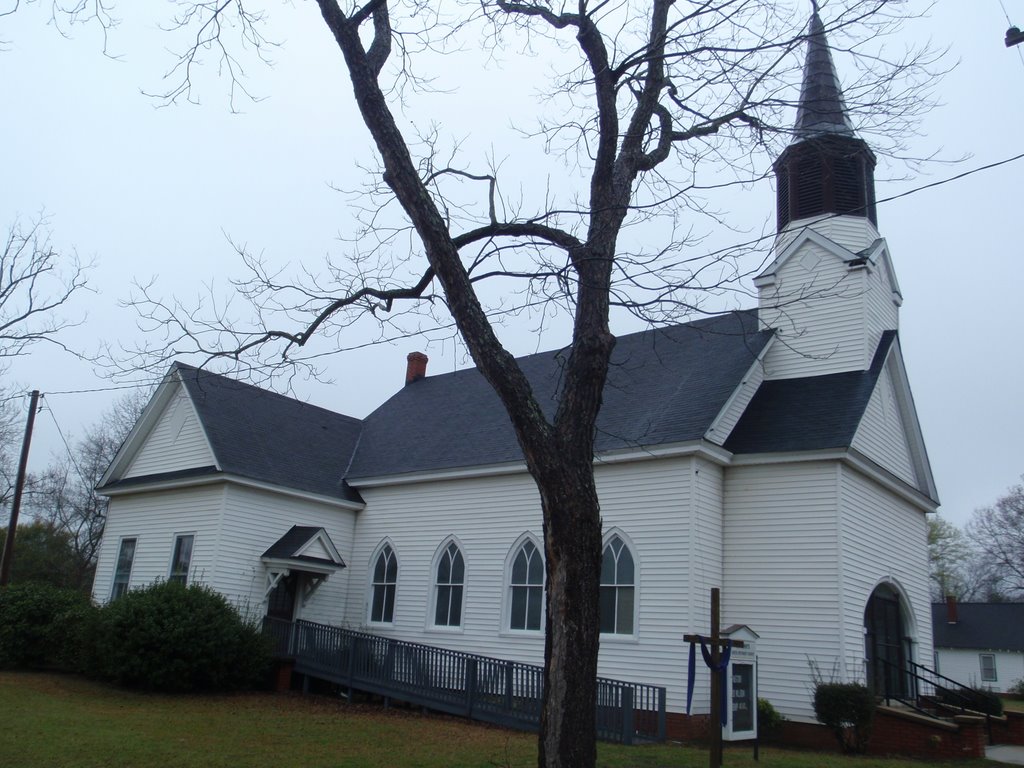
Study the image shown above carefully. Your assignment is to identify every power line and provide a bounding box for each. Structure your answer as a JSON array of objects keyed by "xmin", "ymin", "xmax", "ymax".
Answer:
[
  {"xmin": 41, "ymin": 379, "xmax": 164, "ymax": 397},
  {"xmin": 2, "ymin": 149, "xmax": 1022, "ymax": 409},
  {"xmin": 42, "ymin": 399, "xmax": 91, "ymax": 489}
]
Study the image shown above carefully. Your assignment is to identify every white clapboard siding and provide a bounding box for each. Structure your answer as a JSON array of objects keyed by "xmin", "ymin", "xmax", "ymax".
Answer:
[
  {"xmin": 124, "ymin": 388, "xmax": 215, "ymax": 479},
  {"xmin": 934, "ymin": 648, "xmax": 1024, "ymax": 694},
  {"xmin": 838, "ymin": 467, "xmax": 932, "ymax": 682},
  {"xmin": 216, "ymin": 485, "xmax": 358, "ymax": 623},
  {"xmin": 864, "ymin": 252, "xmax": 900, "ymax": 354},
  {"xmin": 759, "ymin": 243, "xmax": 869, "ymax": 379},
  {"xmin": 851, "ymin": 365, "xmax": 917, "ymax": 485},
  {"xmin": 723, "ymin": 461, "xmax": 842, "ymax": 722},
  {"xmin": 707, "ymin": 362, "xmax": 765, "ymax": 446},
  {"xmin": 775, "ymin": 216, "xmax": 880, "ymax": 256},
  {"xmin": 345, "ymin": 456, "xmax": 708, "ymax": 714},
  {"xmin": 92, "ymin": 485, "xmax": 227, "ymax": 602}
]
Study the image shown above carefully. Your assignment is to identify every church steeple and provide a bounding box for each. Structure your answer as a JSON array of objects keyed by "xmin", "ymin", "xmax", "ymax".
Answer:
[{"xmin": 774, "ymin": 7, "xmax": 877, "ymax": 231}]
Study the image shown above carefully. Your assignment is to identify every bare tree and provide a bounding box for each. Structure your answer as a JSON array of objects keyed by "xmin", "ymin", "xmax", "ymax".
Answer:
[
  {"xmin": 39, "ymin": 1, "xmax": 939, "ymax": 764},
  {"xmin": 25, "ymin": 392, "xmax": 147, "ymax": 591},
  {"xmin": 0, "ymin": 216, "xmax": 88, "ymax": 363},
  {"xmin": 0, "ymin": 390, "xmax": 20, "ymax": 516},
  {"xmin": 0, "ymin": 216, "xmax": 89, "ymax": 524},
  {"xmin": 927, "ymin": 516, "xmax": 1000, "ymax": 602},
  {"xmin": 967, "ymin": 478, "xmax": 1024, "ymax": 600}
]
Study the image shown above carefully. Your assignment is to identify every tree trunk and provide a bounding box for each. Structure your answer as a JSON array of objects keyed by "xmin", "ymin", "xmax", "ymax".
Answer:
[{"xmin": 534, "ymin": 449, "xmax": 604, "ymax": 768}]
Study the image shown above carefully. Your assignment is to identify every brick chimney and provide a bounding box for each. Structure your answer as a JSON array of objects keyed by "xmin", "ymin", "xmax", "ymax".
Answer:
[
  {"xmin": 945, "ymin": 594, "xmax": 958, "ymax": 624},
  {"xmin": 405, "ymin": 352, "xmax": 428, "ymax": 385}
]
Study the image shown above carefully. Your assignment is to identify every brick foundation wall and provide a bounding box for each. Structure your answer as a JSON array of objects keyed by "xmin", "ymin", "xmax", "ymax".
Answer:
[
  {"xmin": 665, "ymin": 712, "xmax": 709, "ymax": 741},
  {"xmin": 668, "ymin": 708, "xmax": 989, "ymax": 760},
  {"xmin": 778, "ymin": 720, "xmax": 836, "ymax": 751},
  {"xmin": 992, "ymin": 710, "xmax": 1024, "ymax": 746},
  {"xmin": 272, "ymin": 660, "xmax": 295, "ymax": 692},
  {"xmin": 870, "ymin": 708, "xmax": 986, "ymax": 759}
]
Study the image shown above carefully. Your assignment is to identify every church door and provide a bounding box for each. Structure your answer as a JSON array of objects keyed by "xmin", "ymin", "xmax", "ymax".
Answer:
[
  {"xmin": 864, "ymin": 584, "xmax": 910, "ymax": 698},
  {"xmin": 267, "ymin": 573, "xmax": 299, "ymax": 623}
]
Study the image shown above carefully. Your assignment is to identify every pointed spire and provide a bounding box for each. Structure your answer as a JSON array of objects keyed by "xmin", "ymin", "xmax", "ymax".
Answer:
[
  {"xmin": 792, "ymin": 6, "xmax": 855, "ymax": 141},
  {"xmin": 772, "ymin": 4, "xmax": 877, "ymax": 231}
]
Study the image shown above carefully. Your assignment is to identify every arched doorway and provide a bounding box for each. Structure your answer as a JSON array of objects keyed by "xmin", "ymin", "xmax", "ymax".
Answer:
[{"xmin": 864, "ymin": 583, "xmax": 912, "ymax": 698}]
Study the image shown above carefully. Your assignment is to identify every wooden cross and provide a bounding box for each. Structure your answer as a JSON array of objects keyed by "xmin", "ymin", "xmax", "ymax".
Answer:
[{"xmin": 684, "ymin": 587, "xmax": 744, "ymax": 768}]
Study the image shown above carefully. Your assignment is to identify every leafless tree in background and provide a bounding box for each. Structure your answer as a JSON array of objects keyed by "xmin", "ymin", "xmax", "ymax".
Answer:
[
  {"xmin": 25, "ymin": 392, "xmax": 147, "ymax": 590},
  {"xmin": 967, "ymin": 478, "xmax": 1024, "ymax": 600},
  {"xmin": 0, "ymin": 216, "xmax": 89, "ymax": 523}
]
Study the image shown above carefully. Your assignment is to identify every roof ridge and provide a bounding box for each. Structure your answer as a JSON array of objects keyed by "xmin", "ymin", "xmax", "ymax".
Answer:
[{"xmin": 173, "ymin": 361, "xmax": 363, "ymax": 425}]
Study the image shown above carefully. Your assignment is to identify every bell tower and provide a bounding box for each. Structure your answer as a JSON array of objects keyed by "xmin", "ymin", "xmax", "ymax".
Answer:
[
  {"xmin": 773, "ymin": 8, "xmax": 877, "ymax": 232},
  {"xmin": 756, "ymin": 6, "xmax": 901, "ymax": 380}
]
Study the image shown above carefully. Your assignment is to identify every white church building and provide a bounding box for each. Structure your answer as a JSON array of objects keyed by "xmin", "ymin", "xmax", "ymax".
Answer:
[{"xmin": 92, "ymin": 11, "xmax": 939, "ymax": 737}]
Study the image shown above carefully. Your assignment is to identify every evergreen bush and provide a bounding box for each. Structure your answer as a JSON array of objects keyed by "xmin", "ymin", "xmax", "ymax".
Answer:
[
  {"xmin": 968, "ymin": 687, "xmax": 1004, "ymax": 716},
  {"xmin": 90, "ymin": 581, "xmax": 269, "ymax": 693},
  {"xmin": 813, "ymin": 682, "xmax": 875, "ymax": 754},
  {"xmin": 0, "ymin": 583, "xmax": 94, "ymax": 670},
  {"xmin": 757, "ymin": 697, "xmax": 785, "ymax": 740}
]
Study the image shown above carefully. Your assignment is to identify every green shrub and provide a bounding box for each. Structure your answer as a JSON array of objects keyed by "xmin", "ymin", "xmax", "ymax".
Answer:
[
  {"xmin": 1009, "ymin": 679, "xmax": 1024, "ymax": 698},
  {"xmin": 0, "ymin": 583, "xmax": 94, "ymax": 670},
  {"xmin": 757, "ymin": 697, "xmax": 785, "ymax": 740},
  {"xmin": 813, "ymin": 682, "xmax": 875, "ymax": 754},
  {"xmin": 937, "ymin": 684, "xmax": 1005, "ymax": 716},
  {"xmin": 968, "ymin": 687, "xmax": 1004, "ymax": 716},
  {"xmin": 89, "ymin": 581, "xmax": 269, "ymax": 693}
]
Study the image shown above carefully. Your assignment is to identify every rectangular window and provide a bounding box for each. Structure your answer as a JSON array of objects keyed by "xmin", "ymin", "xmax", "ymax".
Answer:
[
  {"xmin": 110, "ymin": 538, "xmax": 137, "ymax": 600},
  {"xmin": 980, "ymin": 653, "xmax": 997, "ymax": 682},
  {"xmin": 169, "ymin": 534, "xmax": 194, "ymax": 585}
]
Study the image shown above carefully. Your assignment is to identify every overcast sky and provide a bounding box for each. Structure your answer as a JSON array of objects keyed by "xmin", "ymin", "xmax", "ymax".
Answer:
[{"xmin": 1, "ymin": 1, "xmax": 1022, "ymax": 529}]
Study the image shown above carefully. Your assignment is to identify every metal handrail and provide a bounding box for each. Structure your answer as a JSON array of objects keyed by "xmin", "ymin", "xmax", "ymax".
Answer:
[{"xmin": 874, "ymin": 657, "xmax": 997, "ymax": 744}]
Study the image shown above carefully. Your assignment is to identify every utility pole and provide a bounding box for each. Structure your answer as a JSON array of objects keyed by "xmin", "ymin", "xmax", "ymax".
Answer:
[{"xmin": 0, "ymin": 390, "xmax": 40, "ymax": 587}]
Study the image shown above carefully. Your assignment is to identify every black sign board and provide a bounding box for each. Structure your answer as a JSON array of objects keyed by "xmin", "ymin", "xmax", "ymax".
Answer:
[{"xmin": 731, "ymin": 662, "xmax": 755, "ymax": 733}]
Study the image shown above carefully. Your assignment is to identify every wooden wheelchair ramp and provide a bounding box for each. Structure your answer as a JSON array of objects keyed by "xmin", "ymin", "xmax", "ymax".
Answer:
[{"xmin": 265, "ymin": 618, "xmax": 666, "ymax": 745}]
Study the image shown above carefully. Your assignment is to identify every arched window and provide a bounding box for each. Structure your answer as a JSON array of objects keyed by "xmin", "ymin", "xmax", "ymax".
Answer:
[
  {"xmin": 600, "ymin": 535, "xmax": 635, "ymax": 635},
  {"xmin": 509, "ymin": 538, "xmax": 544, "ymax": 631},
  {"xmin": 370, "ymin": 543, "xmax": 398, "ymax": 623},
  {"xmin": 433, "ymin": 541, "xmax": 465, "ymax": 627}
]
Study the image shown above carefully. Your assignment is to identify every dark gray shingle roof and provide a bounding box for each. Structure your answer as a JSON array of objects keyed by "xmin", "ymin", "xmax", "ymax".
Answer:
[
  {"xmin": 348, "ymin": 311, "xmax": 771, "ymax": 479},
  {"xmin": 262, "ymin": 525, "xmax": 345, "ymax": 567},
  {"xmin": 725, "ymin": 331, "xmax": 894, "ymax": 454},
  {"xmin": 793, "ymin": 10, "xmax": 855, "ymax": 141},
  {"xmin": 932, "ymin": 603, "xmax": 1024, "ymax": 653},
  {"xmin": 174, "ymin": 363, "xmax": 363, "ymax": 503}
]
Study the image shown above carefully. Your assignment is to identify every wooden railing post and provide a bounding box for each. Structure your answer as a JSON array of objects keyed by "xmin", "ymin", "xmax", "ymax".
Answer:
[
  {"xmin": 620, "ymin": 686, "xmax": 634, "ymax": 746},
  {"xmin": 657, "ymin": 686, "xmax": 667, "ymax": 741},
  {"xmin": 466, "ymin": 658, "xmax": 478, "ymax": 717},
  {"xmin": 384, "ymin": 639, "xmax": 396, "ymax": 685},
  {"xmin": 347, "ymin": 635, "xmax": 357, "ymax": 689},
  {"xmin": 504, "ymin": 661, "xmax": 514, "ymax": 713}
]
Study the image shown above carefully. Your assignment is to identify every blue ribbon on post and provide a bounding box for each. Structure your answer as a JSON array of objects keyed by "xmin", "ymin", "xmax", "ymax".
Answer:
[{"xmin": 685, "ymin": 635, "xmax": 733, "ymax": 726}]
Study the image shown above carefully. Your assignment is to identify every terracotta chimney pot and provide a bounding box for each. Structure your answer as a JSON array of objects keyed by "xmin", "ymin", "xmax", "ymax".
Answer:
[
  {"xmin": 945, "ymin": 594, "xmax": 958, "ymax": 624},
  {"xmin": 405, "ymin": 352, "xmax": 428, "ymax": 385}
]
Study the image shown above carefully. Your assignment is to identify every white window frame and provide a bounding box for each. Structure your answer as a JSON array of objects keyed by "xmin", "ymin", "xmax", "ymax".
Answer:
[
  {"xmin": 599, "ymin": 529, "xmax": 638, "ymax": 639},
  {"xmin": 428, "ymin": 537, "xmax": 466, "ymax": 631},
  {"xmin": 110, "ymin": 536, "xmax": 137, "ymax": 600},
  {"xmin": 168, "ymin": 532, "xmax": 195, "ymax": 585},
  {"xmin": 980, "ymin": 653, "xmax": 997, "ymax": 683},
  {"xmin": 367, "ymin": 540, "xmax": 398, "ymax": 625},
  {"xmin": 504, "ymin": 533, "xmax": 544, "ymax": 634}
]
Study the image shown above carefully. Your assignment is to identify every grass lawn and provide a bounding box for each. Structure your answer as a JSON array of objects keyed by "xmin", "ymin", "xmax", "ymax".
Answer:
[
  {"xmin": 1004, "ymin": 696, "xmax": 1024, "ymax": 713},
  {"xmin": 0, "ymin": 672, "xmax": 1003, "ymax": 768}
]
